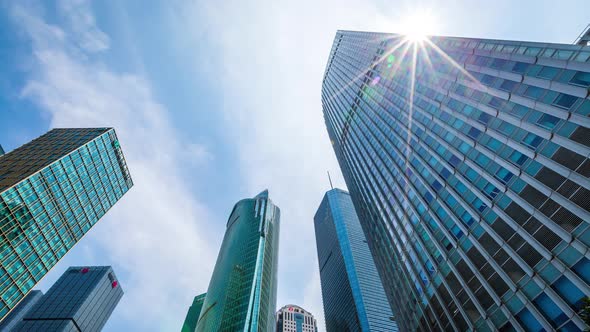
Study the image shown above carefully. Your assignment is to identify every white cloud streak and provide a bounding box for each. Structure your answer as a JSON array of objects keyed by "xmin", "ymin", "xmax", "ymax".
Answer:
[{"xmin": 11, "ymin": 2, "xmax": 217, "ymax": 330}]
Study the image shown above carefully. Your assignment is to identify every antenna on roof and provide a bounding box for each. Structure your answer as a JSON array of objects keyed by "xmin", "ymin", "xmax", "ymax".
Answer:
[{"xmin": 327, "ymin": 171, "xmax": 334, "ymax": 190}]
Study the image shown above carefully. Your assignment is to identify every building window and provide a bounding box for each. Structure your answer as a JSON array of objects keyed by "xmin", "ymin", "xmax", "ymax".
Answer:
[
  {"xmin": 569, "ymin": 71, "xmax": 590, "ymax": 87},
  {"xmin": 552, "ymin": 93, "xmax": 577, "ymax": 109}
]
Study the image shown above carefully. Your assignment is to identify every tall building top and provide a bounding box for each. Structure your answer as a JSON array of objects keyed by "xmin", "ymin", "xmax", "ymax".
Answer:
[
  {"xmin": 276, "ymin": 304, "xmax": 317, "ymax": 332},
  {"xmin": 15, "ymin": 266, "xmax": 123, "ymax": 331},
  {"xmin": 574, "ymin": 24, "xmax": 590, "ymax": 46},
  {"xmin": 196, "ymin": 191, "xmax": 280, "ymax": 331},
  {"xmin": 276, "ymin": 304, "xmax": 312, "ymax": 314},
  {"xmin": 255, "ymin": 189, "xmax": 269, "ymax": 199},
  {"xmin": 314, "ymin": 188, "xmax": 397, "ymax": 332},
  {"xmin": 0, "ymin": 128, "xmax": 132, "ymax": 193},
  {"xmin": 182, "ymin": 293, "xmax": 207, "ymax": 332}
]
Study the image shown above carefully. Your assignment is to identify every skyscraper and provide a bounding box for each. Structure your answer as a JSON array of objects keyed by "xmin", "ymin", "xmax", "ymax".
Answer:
[
  {"xmin": 0, "ymin": 290, "xmax": 43, "ymax": 331},
  {"xmin": 322, "ymin": 30, "xmax": 590, "ymax": 331},
  {"xmin": 0, "ymin": 128, "xmax": 132, "ymax": 320},
  {"xmin": 314, "ymin": 188, "xmax": 397, "ymax": 332},
  {"xmin": 182, "ymin": 293, "xmax": 206, "ymax": 332},
  {"xmin": 275, "ymin": 304, "xmax": 318, "ymax": 332},
  {"xmin": 196, "ymin": 190, "xmax": 280, "ymax": 332},
  {"xmin": 14, "ymin": 266, "xmax": 123, "ymax": 331}
]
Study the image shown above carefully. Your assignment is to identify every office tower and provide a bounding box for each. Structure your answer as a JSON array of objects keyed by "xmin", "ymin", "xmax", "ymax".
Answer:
[
  {"xmin": 575, "ymin": 25, "xmax": 590, "ymax": 46},
  {"xmin": 182, "ymin": 293, "xmax": 206, "ymax": 332},
  {"xmin": 275, "ymin": 304, "xmax": 318, "ymax": 332},
  {"xmin": 0, "ymin": 128, "xmax": 132, "ymax": 320},
  {"xmin": 0, "ymin": 290, "xmax": 43, "ymax": 331},
  {"xmin": 14, "ymin": 266, "xmax": 123, "ymax": 331},
  {"xmin": 0, "ymin": 144, "xmax": 5, "ymax": 157},
  {"xmin": 322, "ymin": 30, "xmax": 590, "ymax": 331},
  {"xmin": 196, "ymin": 190, "xmax": 280, "ymax": 332},
  {"xmin": 314, "ymin": 188, "xmax": 397, "ymax": 332}
]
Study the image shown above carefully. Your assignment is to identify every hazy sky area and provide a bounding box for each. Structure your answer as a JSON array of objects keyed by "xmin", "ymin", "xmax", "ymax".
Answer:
[{"xmin": 0, "ymin": 0, "xmax": 588, "ymax": 330}]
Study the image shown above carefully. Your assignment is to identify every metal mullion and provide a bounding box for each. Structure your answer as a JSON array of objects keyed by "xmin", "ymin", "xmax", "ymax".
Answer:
[
  {"xmin": 417, "ymin": 94, "xmax": 590, "ymax": 267},
  {"xmin": 59, "ymin": 154, "xmax": 94, "ymax": 232},
  {"xmin": 337, "ymin": 127, "xmax": 444, "ymax": 331},
  {"xmin": 79, "ymin": 141, "xmax": 110, "ymax": 218},
  {"xmin": 350, "ymin": 93, "xmax": 490, "ymax": 329},
  {"xmin": 107, "ymin": 129, "xmax": 133, "ymax": 188},
  {"xmin": 40, "ymin": 168, "xmax": 78, "ymax": 245},
  {"xmin": 340, "ymin": 107, "xmax": 461, "ymax": 330},
  {"xmin": 437, "ymin": 82, "xmax": 590, "ymax": 192},
  {"xmin": 93, "ymin": 136, "xmax": 120, "ymax": 207},
  {"xmin": 324, "ymin": 80, "xmax": 457, "ymax": 330},
  {"xmin": 333, "ymin": 65, "xmax": 543, "ymax": 329},
  {"xmin": 28, "ymin": 174, "xmax": 64, "ymax": 264},
  {"xmin": 360, "ymin": 51, "xmax": 561, "ymax": 330},
  {"xmin": 357, "ymin": 88, "xmax": 521, "ymax": 320},
  {"xmin": 373, "ymin": 78, "xmax": 579, "ymax": 312},
  {"xmin": 381, "ymin": 69, "xmax": 590, "ymax": 268},
  {"xmin": 445, "ymin": 91, "xmax": 590, "ymax": 192},
  {"xmin": 101, "ymin": 142, "xmax": 125, "ymax": 200},
  {"xmin": 324, "ymin": 90, "xmax": 433, "ymax": 330}
]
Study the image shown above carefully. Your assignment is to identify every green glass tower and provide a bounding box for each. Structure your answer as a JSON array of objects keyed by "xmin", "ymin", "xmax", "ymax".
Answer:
[
  {"xmin": 196, "ymin": 190, "xmax": 280, "ymax": 332},
  {"xmin": 0, "ymin": 128, "xmax": 132, "ymax": 321},
  {"xmin": 182, "ymin": 293, "xmax": 206, "ymax": 332}
]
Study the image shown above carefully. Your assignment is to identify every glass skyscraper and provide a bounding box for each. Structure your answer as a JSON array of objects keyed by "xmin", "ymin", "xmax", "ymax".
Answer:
[
  {"xmin": 275, "ymin": 304, "xmax": 318, "ymax": 332},
  {"xmin": 314, "ymin": 188, "xmax": 398, "ymax": 332},
  {"xmin": 14, "ymin": 266, "xmax": 123, "ymax": 331},
  {"xmin": 182, "ymin": 293, "xmax": 206, "ymax": 332},
  {"xmin": 322, "ymin": 30, "xmax": 590, "ymax": 331},
  {"xmin": 0, "ymin": 290, "xmax": 43, "ymax": 331},
  {"xmin": 196, "ymin": 190, "xmax": 280, "ymax": 332},
  {"xmin": 0, "ymin": 128, "xmax": 132, "ymax": 321}
]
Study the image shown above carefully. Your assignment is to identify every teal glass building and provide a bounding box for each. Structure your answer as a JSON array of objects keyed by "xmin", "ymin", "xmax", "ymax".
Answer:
[
  {"xmin": 322, "ymin": 30, "xmax": 590, "ymax": 331},
  {"xmin": 182, "ymin": 293, "xmax": 206, "ymax": 332},
  {"xmin": 314, "ymin": 188, "xmax": 397, "ymax": 332},
  {"xmin": 196, "ymin": 190, "xmax": 280, "ymax": 332},
  {"xmin": 0, "ymin": 128, "xmax": 132, "ymax": 321}
]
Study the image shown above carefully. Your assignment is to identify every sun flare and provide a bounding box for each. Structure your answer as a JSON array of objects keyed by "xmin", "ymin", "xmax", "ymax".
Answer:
[{"xmin": 399, "ymin": 9, "xmax": 438, "ymax": 42}]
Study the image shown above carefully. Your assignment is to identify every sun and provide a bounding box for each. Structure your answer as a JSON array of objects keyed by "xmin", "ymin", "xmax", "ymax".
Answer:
[{"xmin": 398, "ymin": 9, "xmax": 438, "ymax": 42}]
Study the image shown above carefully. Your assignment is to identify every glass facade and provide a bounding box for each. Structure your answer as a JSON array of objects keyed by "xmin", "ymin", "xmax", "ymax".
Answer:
[
  {"xmin": 0, "ymin": 128, "xmax": 132, "ymax": 321},
  {"xmin": 276, "ymin": 304, "xmax": 318, "ymax": 332},
  {"xmin": 314, "ymin": 189, "xmax": 397, "ymax": 332},
  {"xmin": 322, "ymin": 30, "xmax": 590, "ymax": 331},
  {"xmin": 14, "ymin": 266, "xmax": 123, "ymax": 331},
  {"xmin": 182, "ymin": 293, "xmax": 206, "ymax": 332},
  {"xmin": 0, "ymin": 290, "xmax": 43, "ymax": 331},
  {"xmin": 196, "ymin": 190, "xmax": 280, "ymax": 332}
]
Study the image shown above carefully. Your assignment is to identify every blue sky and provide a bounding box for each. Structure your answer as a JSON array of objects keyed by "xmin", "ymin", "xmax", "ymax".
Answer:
[{"xmin": 0, "ymin": 0, "xmax": 587, "ymax": 331}]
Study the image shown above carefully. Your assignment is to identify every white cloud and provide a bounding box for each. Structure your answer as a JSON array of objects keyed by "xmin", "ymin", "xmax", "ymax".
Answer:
[
  {"xmin": 57, "ymin": 0, "xmax": 110, "ymax": 52},
  {"xmin": 172, "ymin": 1, "xmax": 395, "ymax": 330},
  {"xmin": 12, "ymin": 2, "xmax": 216, "ymax": 330}
]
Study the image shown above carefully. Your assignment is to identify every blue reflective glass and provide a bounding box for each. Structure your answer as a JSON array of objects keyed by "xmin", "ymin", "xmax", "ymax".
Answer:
[
  {"xmin": 553, "ymin": 93, "xmax": 578, "ymax": 109},
  {"xmin": 536, "ymin": 114, "xmax": 560, "ymax": 130},
  {"xmin": 569, "ymin": 71, "xmax": 590, "ymax": 87},
  {"xmin": 516, "ymin": 308, "xmax": 543, "ymax": 332},
  {"xmin": 533, "ymin": 293, "xmax": 567, "ymax": 327},
  {"xmin": 552, "ymin": 276, "xmax": 584, "ymax": 310}
]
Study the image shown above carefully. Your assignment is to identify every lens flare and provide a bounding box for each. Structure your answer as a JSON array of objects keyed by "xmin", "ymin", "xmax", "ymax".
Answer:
[{"xmin": 399, "ymin": 9, "xmax": 437, "ymax": 42}]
